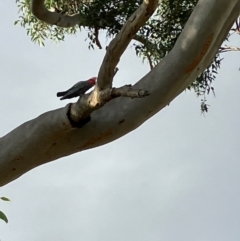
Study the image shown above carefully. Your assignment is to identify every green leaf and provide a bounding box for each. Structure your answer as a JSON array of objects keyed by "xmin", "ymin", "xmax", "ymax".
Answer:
[
  {"xmin": 0, "ymin": 211, "xmax": 8, "ymax": 223},
  {"xmin": 1, "ymin": 197, "xmax": 11, "ymax": 201}
]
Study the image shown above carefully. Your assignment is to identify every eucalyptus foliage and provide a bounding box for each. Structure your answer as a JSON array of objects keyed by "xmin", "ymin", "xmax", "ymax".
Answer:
[{"xmin": 15, "ymin": 0, "xmax": 230, "ymax": 112}]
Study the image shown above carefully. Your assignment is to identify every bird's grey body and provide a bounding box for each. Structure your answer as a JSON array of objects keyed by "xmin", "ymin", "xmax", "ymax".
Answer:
[{"xmin": 57, "ymin": 77, "xmax": 97, "ymax": 100}]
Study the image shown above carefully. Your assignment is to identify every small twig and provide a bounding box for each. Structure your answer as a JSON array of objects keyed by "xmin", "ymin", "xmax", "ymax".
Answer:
[
  {"xmin": 94, "ymin": 27, "xmax": 102, "ymax": 49},
  {"xmin": 113, "ymin": 67, "xmax": 119, "ymax": 76},
  {"xmin": 220, "ymin": 45, "xmax": 240, "ymax": 53}
]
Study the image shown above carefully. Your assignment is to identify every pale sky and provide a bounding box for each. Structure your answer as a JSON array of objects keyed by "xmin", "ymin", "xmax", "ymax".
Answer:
[{"xmin": 1, "ymin": 2, "xmax": 240, "ymax": 241}]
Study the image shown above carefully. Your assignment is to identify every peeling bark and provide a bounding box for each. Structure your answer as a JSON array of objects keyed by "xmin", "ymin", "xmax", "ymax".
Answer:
[{"xmin": 0, "ymin": 0, "xmax": 240, "ymax": 186}]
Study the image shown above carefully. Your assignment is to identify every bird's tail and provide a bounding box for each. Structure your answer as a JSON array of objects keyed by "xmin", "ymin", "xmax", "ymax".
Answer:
[{"xmin": 56, "ymin": 91, "xmax": 67, "ymax": 97}]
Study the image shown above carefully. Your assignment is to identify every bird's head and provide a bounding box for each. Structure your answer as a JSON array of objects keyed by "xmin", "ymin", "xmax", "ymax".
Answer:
[{"xmin": 88, "ymin": 77, "xmax": 97, "ymax": 86}]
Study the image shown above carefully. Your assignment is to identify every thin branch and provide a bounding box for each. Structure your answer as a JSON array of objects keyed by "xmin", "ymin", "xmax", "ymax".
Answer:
[
  {"xmin": 94, "ymin": 27, "xmax": 102, "ymax": 49},
  {"xmin": 146, "ymin": 54, "xmax": 154, "ymax": 69},
  {"xmin": 96, "ymin": 0, "xmax": 159, "ymax": 90}
]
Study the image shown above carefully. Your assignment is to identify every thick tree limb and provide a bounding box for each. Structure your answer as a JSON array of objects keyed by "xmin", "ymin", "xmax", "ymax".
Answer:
[{"xmin": 1, "ymin": 0, "xmax": 240, "ymax": 186}]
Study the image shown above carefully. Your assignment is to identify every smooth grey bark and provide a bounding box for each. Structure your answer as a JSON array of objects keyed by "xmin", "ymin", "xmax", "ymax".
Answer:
[{"xmin": 0, "ymin": 0, "xmax": 239, "ymax": 186}]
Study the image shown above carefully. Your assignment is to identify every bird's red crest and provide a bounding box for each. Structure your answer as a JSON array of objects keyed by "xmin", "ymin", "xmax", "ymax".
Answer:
[{"xmin": 88, "ymin": 77, "xmax": 97, "ymax": 85}]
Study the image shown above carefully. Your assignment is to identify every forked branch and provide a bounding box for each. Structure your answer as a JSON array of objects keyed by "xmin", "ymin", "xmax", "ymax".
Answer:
[{"xmin": 68, "ymin": 0, "xmax": 158, "ymax": 124}]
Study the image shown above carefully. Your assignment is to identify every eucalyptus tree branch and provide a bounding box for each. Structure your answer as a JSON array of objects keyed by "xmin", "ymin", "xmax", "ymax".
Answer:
[
  {"xmin": 96, "ymin": 0, "xmax": 159, "ymax": 90},
  {"xmin": 31, "ymin": 0, "xmax": 85, "ymax": 27}
]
